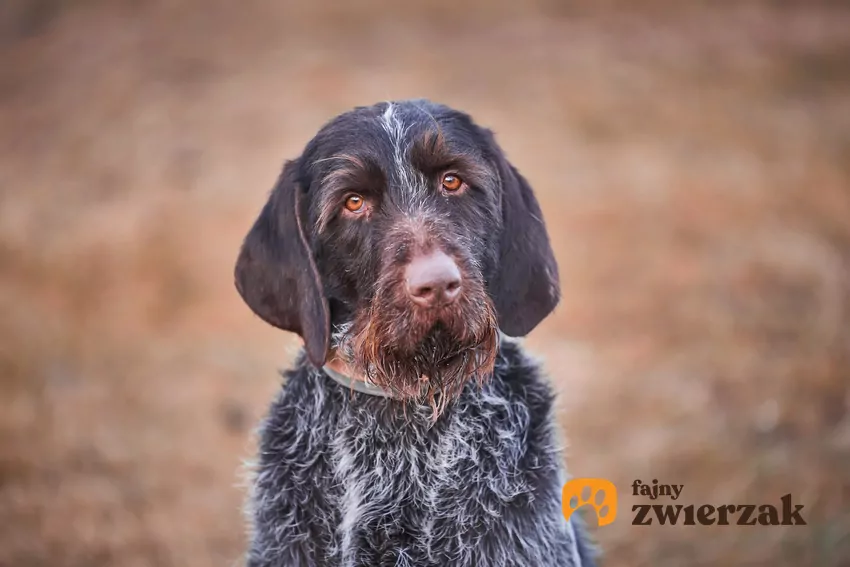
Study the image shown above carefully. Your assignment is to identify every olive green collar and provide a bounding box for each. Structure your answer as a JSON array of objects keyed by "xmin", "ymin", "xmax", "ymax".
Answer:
[{"xmin": 322, "ymin": 365, "xmax": 395, "ymax": 398}]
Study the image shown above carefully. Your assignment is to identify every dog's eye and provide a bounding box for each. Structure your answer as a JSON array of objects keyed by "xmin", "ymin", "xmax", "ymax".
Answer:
[
  {"xmin": 344, "ymin": 194, "xmax": 365, "ymax": 213},
  {"xmin": 441, "ymin": 174, "xmax": 463, "ymax": 192}
]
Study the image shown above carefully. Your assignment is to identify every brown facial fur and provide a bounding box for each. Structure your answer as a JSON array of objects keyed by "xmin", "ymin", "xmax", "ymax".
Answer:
[{"xmin": 339, "ymin": 228, "xmax": 499, "ymax": 417}]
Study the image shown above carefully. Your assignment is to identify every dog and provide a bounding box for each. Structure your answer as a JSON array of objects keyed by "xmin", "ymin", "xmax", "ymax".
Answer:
[{"xmin": 234, "ymin": 99, "xmax": 597, "ymax": 566}]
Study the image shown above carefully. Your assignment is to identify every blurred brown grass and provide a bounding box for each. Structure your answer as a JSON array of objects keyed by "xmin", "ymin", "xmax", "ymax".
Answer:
[{"xmin": 1, "ymin": 1, "xmax": 849, "ymax": 565}]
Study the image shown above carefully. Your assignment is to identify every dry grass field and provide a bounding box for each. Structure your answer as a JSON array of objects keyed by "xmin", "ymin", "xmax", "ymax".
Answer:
[{"xmin": 1, "ymin": 1, "xmax": 849, "ymax": 565}]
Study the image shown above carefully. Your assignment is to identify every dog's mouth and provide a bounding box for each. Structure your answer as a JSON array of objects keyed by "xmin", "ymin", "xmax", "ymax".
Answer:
[{"xmin": 337, "ymin": 271, "xmax": 498, "ymax": 418}]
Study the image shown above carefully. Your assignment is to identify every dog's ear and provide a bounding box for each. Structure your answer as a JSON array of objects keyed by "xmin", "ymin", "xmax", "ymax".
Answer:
[
  {"xmin": 234, "ymin": 159, "xmax": 330, "ymax": 366},
  {"xmin": 483, "ymin": 130, "xmax": 561, "ymax": 337}
]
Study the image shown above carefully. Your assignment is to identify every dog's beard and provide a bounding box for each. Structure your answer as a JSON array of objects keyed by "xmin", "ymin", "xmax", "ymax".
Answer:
[{"xmin": 338, "ymin": 273, "xmax": 498, "ymax": 419}]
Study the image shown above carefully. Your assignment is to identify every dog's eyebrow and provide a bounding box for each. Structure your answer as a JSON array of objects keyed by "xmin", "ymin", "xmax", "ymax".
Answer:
[
  {"xmin": 410, "ymin": 130, "xmax": 495, "ymax": 187},
  {"xmin": 409, "ymin": 129, "xmax": 448, "ymax": 170},
  {"xmin": 312, "ymin": 154, "xmax": 382, "ymax": 191},
  {"xmin": 312, "ymin": 154, "xmax": 366, "ymax": 175},
  {"xmin": 313, "ymin": 154, "xmax": 385, "ymax": 231}
]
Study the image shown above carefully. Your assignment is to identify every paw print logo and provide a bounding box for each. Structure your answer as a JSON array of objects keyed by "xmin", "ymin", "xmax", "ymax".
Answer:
[{"xmin": 562, "ymin": 478, "xmax": 617, "ymax": 527}]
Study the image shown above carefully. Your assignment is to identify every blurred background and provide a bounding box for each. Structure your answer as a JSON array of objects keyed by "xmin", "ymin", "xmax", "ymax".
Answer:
[{"xmin": 1, "ymin": 0, "xmax": 849, "ymax": 565}]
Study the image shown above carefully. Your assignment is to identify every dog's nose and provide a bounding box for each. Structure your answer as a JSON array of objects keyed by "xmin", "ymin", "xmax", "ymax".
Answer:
[{"xmin": 405, "ymin": 250, "xmax": 462, "ymax": 307}]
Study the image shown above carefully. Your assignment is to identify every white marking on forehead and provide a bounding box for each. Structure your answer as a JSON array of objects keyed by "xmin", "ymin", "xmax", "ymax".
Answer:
[
  {"xmin": 380, "ymin": 103, "xmax": 405, "ymax": 146},
  {"xmin": 379, "ymin": 102, "xmax": 427, "ymax": 206}
]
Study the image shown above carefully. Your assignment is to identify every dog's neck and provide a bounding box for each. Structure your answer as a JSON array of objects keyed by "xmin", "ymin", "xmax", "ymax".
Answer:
[{"xmin": 323, "ymin": 352, "xmax": 395, "ymax": 398}]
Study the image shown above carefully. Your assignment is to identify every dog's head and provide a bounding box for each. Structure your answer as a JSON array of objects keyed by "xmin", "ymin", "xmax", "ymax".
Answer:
[{"xmin": 235, "ymin": 100, "xmax": 559, "ymax": 412}]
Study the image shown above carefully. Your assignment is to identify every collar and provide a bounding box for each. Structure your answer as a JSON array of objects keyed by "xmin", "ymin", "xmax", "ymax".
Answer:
[
  {"xmin": 322, "ymin": 364, "xmax": 395, "ymax": 398},
  {"xmin": 320, "ymin": 333, "xmax": 520, "ymax": 399}
]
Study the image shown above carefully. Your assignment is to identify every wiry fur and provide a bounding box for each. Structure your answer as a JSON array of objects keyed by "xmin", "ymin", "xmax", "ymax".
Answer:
[
  {"xmin": 235, "ymin": 99, "xmax": 597, "ymax": 566},
  {"xmin": 244, "ymin": 338, "xmax": 596, "ymax": 567},
  {"xmin": 381, "ymin": 102, "xmax": 425, "ymax": 205}
]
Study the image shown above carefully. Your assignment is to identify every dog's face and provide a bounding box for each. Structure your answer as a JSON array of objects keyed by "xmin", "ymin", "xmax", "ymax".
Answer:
[{"xmin": 235, "ymin": 100, "xmax": 559, "ymax": 412}]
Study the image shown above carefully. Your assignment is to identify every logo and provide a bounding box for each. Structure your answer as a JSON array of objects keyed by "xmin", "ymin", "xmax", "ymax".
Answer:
[
  {"xmin": 561, "ymin": 478, "xmax": 617, "ymax": 527},
  {"xmin": 562, "ymin": 479, "xmax": 807, "ymax": 527}
]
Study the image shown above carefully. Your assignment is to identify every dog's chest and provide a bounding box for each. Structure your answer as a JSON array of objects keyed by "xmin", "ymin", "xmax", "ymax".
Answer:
[
  {"xmin": 250, "ymin": 356, "xmax": 579, "ymax": 566},
  {"xmin": 326, "ymin": 386, "xmax": 535, "ymax": 559}
]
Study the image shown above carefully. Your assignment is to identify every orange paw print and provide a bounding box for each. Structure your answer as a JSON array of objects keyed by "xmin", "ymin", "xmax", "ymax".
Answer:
[{"xmin": 562, "ymin": 478, "xmax": 617, "ymax": 527}]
